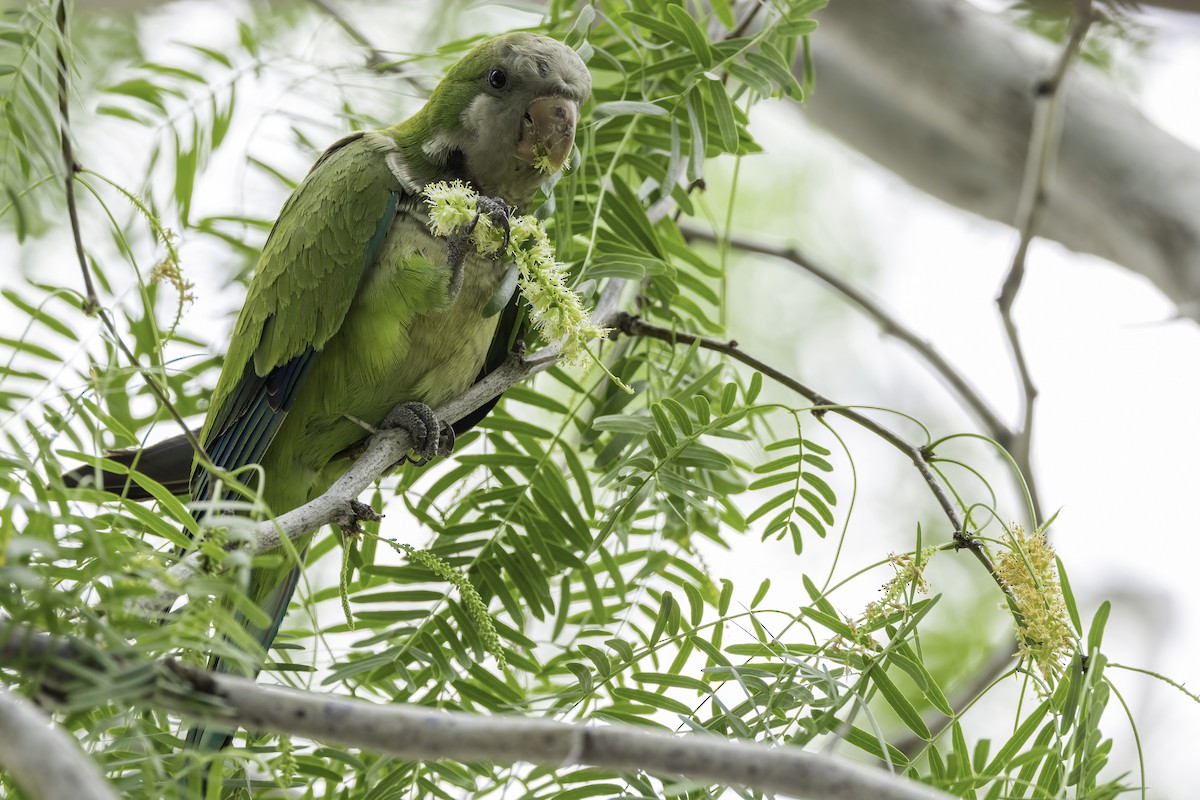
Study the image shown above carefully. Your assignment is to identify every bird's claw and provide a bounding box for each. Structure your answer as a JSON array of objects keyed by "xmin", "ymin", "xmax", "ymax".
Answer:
[
  {"xmin": 382, "ymin": 401, "xmax": 454, "ymax": 466},
  {"xmin": 473, "ymin": 195, "xmax": 512, "ymax": 255},
  {"xmin": 505, "ymin": 338, "xmax": 528, "ymax": 368},
  {"xmin": 446, "ymin": 195, "xmax": 510, "ymax": 261},
  {"xmin": 335, "ymin": 499, "xmax": 382, "ymax": 536}
]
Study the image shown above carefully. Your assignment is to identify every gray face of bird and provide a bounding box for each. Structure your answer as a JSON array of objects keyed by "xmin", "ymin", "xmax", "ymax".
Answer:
[{"xmin": 454, "ymin": 34, "xmax": 591, "ymax": 208}]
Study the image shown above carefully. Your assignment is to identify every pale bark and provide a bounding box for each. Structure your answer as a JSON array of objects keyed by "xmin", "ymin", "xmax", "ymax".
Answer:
[
  {"xmin": 162, "ymin": 660, "xmax": 954, "ymax": 800},
  {"xmin": 0, "ymin": 687, "xmax": 118, "ymax": 800},
  {"xmin": 0, "ymin": 620, "xmax": 958, "ymax": 800},
  {"xmin": 802, "ymin": 0, "xmax": 1200, "ymax": 319}
]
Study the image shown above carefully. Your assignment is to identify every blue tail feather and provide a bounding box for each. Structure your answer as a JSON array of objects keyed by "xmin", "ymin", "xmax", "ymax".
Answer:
[{"xmin": 183, "ymin": 563, "xmax": 304, "ymax": 753}]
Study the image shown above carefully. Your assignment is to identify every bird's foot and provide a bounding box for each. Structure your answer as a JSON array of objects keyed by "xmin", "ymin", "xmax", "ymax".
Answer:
[
  {"xmin": 445, "ymin": 196, "xmax": 511, "ymax": 268},
  {"xmin": 382, "ymin": 401, "xmax": 454, "ymax": 466},
  {"xmin": 474, "ymin": 195, "xmax": 512, "ymax": 255},
  {"xmin": 443, "ymin": 195, "xmax": 512, "ymax": 305},
  {"xmin": 505, "ymin": 338, "xmax": 528, "ymax": 368},
  {"xmin": 335, "ymin": 499, "xmax": 382, "ymax": 536}
]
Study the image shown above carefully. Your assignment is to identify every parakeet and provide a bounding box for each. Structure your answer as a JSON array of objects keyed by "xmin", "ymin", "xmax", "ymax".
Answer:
[{"xmin": 66, "ymin": 32, "xmax": 590, "ymax": 756}]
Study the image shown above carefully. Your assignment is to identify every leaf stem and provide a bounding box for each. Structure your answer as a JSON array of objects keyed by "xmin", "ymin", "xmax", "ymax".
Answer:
[{"xmin": 53, "ymin": 0, "xmax": 212, "ymax": 467}]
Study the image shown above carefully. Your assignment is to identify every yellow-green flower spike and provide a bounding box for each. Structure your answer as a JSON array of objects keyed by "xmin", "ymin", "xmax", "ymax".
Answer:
[
  {"xmin": 530, "ymin": 142, "xmax": 560, "ymax": 174},
  {"xmin": 423, "ymin": 180, "xmax": 478, "ymax": 238},
  {"xmin": 995, "ymin": 524, "xmax": 1074, "ymax": 679},
  {"xmin": 422, "ymin": 181, "xmax": 614, "ymax": 372},
  {"xmin": 398, "ymin": 543, "xmax": 505, "ymax": 670}
]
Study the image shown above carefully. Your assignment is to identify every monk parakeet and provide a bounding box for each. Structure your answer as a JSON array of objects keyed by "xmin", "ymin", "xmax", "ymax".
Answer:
[{"xmin": 67, "ymin": 32, "xmax": 590, "ymax": 753}]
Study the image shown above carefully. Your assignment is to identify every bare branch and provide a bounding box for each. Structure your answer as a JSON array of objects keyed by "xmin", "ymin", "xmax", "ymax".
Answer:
[
  {"xmin": 0, "ymin": 616, "xmax": 957, "ymax": 800},
  {"xmin": 613, "ymin": 313, "xmax": 1008, "ymax": 591},
  {"xmin": 680, "ymin": 222, "xmax": 1047, "ymax": 526},
  {"xmin": 997, "ymin": 0, "xmax": 1094, "ymax": 497},
  {"xmin": 803, "ymin": 0, "xmax": 1200, "ymax": 319},
  {"xmin": 679, "ymin": 223, "xmax": 1012, "ymax": 446},
  {"xmin": 0, "ymin": 687, "xmax": 118, "ymax": 800},
  {"xmin": 158, "ymin": 658, "xmax": 955, "ymax": 800}
]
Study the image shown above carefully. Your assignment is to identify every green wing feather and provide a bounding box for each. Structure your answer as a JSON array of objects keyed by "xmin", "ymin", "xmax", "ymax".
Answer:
[
  {"xmin": 200, "ymin": 133, "xmax": 396, "ymax": 447},
  {"xmin": 193, "ymin": 132, "xmax": 400, "ymax": 503}
]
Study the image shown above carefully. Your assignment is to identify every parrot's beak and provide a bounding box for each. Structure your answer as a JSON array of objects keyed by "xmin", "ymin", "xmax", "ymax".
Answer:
[{"xmin": 516, "ymin": 96, "xmax": 578, "ymax": 173}]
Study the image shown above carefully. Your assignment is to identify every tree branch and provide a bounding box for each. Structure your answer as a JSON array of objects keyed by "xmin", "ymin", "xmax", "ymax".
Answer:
[
  {"xmin": 163, "ymin": 659, "xmax": 954, "ymax": 800},
  {"xmin": 996, "ymin": 0, "xmax": 1093, "ymax": 502},
  {"xmin": 0, "ymin": 687, "xmax": 118, "ymax": 800},
  {"xmin": 131, "ymin": 281, "xmax": 626, "ymax": 619},
  {"xmin": 802, "ymin": 0, "xmax": 1200, "ymax": 319},
  {"xmin": 0, "ymin": 619, "xmax": 955, "ymax": 800},
  {"xmin": 679, "ymin": 222, "xmax": 1011, "ymax": 447},
  {"xmin": 612, "ymin": 313, "xmax": 1006, "ymax": 589}
]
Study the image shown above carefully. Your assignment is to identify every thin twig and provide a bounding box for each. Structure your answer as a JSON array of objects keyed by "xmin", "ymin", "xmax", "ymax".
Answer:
[
  {"xmin": 681, "ymin": 223, "xmax": 1046, "ymax": 527},
  {"xmin": 53, "ymin": 1, "xmax": 211, "ymax": 465},
  {"xmin": 730, "ymin": 0, "xmax": 767, "ymax": 40},
  {"xmin": 305, "ymin": 0, "xmax": 405, "ymax": 73},
  {"xmin": 996, "ymin": 0, "xmax": 1094, "ymax": 496},
  {"xmin": 679, "ymin": 223, "xmax": 1011, "ymax": 445},
  {"xmin": 54, "ymin": 0, "xmax": 96, "ymax": 315},
  {"xmin": 613, "ymin": 313, "xmax": 1005, "ymax": 588}
]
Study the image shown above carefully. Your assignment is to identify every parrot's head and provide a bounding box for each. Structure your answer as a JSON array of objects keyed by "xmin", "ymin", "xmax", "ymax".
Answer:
[{"xmin": 421, "ymin": 32, "xmax": 591, "ymax": 208}]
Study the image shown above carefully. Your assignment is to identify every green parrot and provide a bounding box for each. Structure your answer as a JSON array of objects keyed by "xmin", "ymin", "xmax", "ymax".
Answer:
[{"xmin": 66, "ymin": 32, "xmax": 590, "ymax": 754}]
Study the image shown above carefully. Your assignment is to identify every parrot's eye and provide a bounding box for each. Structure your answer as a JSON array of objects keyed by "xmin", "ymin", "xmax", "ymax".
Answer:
[{"xmin": 486, "ymin": 68, "xmax": 508, "ymax": 90}]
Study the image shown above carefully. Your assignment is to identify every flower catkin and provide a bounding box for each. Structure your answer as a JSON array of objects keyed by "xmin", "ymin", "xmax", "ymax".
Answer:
[
  {"xmin": 863, "ymin": 548, "xmax": 935, "ymax": 626},
  {"xmin": 995, "ymin": 525, "xmax": 1074, "ymax": 678},
  {"xmin": 423, "ymin": 181, "xmax": 606, "ymax": 364},
  {"xmin": 400, "ymin": 543, "xmax": 505, "ymax": 670}
]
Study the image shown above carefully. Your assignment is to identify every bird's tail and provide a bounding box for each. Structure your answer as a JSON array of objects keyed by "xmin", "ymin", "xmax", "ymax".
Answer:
[
  {"xmin": 183, "ymin": 562, "xmax": 303, "ymax": 749},
  {"xmin": 182, "ymin": 562, "xmax": 303, "ymax": 798},
  {"xmin": 62, "ymin": 431, "xmax": 196, "ymax": 500}
]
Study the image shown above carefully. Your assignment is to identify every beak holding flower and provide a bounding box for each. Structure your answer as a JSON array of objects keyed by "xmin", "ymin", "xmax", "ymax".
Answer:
[{"xmin": 515, "ymin": 96, "xmax": 578, "ymax": 174}]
